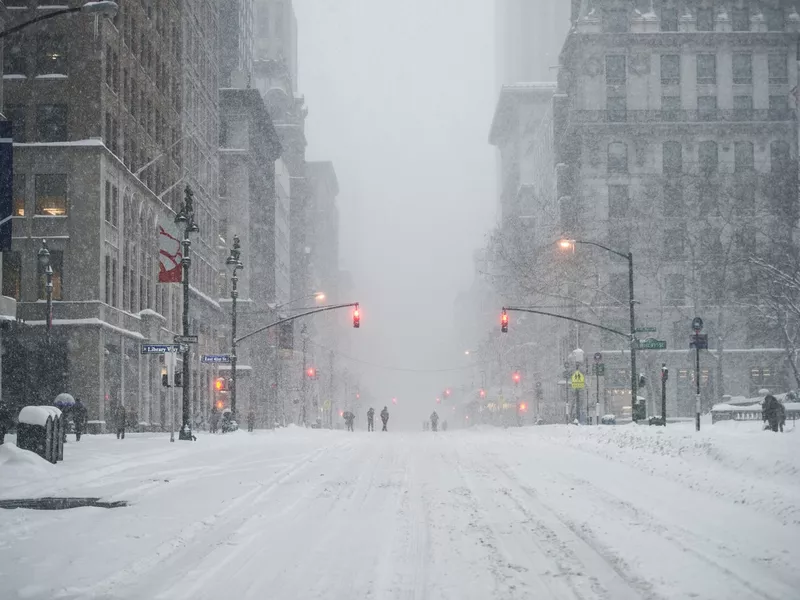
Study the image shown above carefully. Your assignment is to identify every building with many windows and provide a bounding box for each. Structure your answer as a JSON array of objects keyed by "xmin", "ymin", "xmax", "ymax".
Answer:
[
  {"xmin": 1, "ymin": 1, "xmax": 225, "ymax": 430},
  {"xmin": 554, "ymin": 0, "xmax": 800, "ymax": 418}
]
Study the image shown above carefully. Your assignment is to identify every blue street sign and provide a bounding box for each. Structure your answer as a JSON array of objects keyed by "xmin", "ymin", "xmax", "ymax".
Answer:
[
  {"xmin": 201, "ymin": 354, "xmax": 232, "ymax": 364},
  {"xmin": 0, "ymin": 121, "xmax": 13, "ymax": 251},
  {"xmin": 141, "ymin": 344, "xmax": 181, "ymax": 354}
]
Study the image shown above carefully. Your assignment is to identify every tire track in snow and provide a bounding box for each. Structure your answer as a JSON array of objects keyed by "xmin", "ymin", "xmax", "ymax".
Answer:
[{"xmin": 56, "ymin": 439, "xmax": 354, "ymax": 600}]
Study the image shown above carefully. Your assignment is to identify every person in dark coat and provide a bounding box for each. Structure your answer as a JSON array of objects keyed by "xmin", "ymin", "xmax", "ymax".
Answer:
[
  {"xmin": 247, "ymin": 410, "xmax": 255, "ymax": 432},
  {"xmin": 73, "ymin": 398, "xmax": 88, "ymax": 442},
  {"xmin": 430, "ymin": 410, "xmax": 439, "ymax": 432},
  {"xmin": 210, "ymin": 405, "xmax": 220, "ymax": 434},
  {"xmin": 762, "ymin": 395, "xmax": 780, "ymax": 432},
  {"xmin": 115, "ymin": 404, "xmax": 126, "ymax": 439},
  {"xmin": 776, "ymin": 401, "xmax": 786, "ymax": 433},
  {"xmin": 343, "ymin": 411, "xmax": 355, "ymax": 432},
  {"xmin": 367, "ymin": 407, "xmax": 375, "ymax": 432},
  {"xmin": 380, "ymin": 406, "xmax": 389, "ymax": 431}
]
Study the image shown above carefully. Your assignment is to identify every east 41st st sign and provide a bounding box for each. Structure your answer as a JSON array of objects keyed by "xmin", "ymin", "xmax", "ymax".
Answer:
[{"xmin": 636, "ymin": 339, "xmax": 667, "ymax": 351}]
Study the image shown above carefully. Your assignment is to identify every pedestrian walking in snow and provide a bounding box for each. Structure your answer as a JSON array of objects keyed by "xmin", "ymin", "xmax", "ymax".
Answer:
[
  {"xmin": 380, "ymin": 406, "xmax": 389, "ymax": 431},
  {"xmin": 247, "ymin": 411, "xmax": 255, "ymax": 432},
  {"xmin": 762, "ymin": 394, "xmax": 781, "ymax": 432},
  {"xmin": 342, "ymin": 411, "xmax": 355, "ymax": 431},
  {"xmin": 73, "ymin": 398, "xmax": 88, "ymax": 442},
  {"xmin": 430, "ymin": 410, "xmax": 439, "ymax": 432},
  {"xmin": 367, "ymin": 407, "xmax": 375, "ymax": 431},
  {"xmin": 776, "ymin": 400, "xmax": 786, "ymax": 433},
  {"xmin": 115, "ymin": 404, "xmax": 126, "ymax": 439}
]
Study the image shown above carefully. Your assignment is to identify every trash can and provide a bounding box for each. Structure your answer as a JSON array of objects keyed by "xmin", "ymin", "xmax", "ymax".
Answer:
[{"xmin": 17, "ymin": 406, "xmax": 63, "ymax": 464}]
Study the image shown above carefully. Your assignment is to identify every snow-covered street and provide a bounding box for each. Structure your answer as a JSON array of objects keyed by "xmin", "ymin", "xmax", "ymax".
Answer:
[{"xmin": 1, "ymin": 423, "xmax": 798, "ymax": 600}]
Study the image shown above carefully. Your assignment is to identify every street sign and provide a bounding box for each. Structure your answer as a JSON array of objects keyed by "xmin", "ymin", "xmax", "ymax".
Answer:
[
  {"xmin": 323, "ymin": 399, "xmax": 332, "ymax": 410},
  {"xmin": 141, "ymin": 344, "xmax": 182, "ymax": 354},
  {"xmin": 635, "ymin": 327, "xmax": 657, "ymax": 333},
  {"xmin": 201, "ymin": 354, "xmax": 232, "ymax": 364},
  {"xmin": 592, "ymin": 363, "xmax": 606, "ymax": 376},
  {"xmin": 690, "ymin": 333, "xmax": 708, "ymax": 349},
  {"xmin": 637, "ymin": 339, "xmax": 667, "ymax": 350},
  {"xmin": 571, "ymin": 371, "xmax": 585, "ymax": 389},
  {"xmin": 692, "ymin": 317, "xmax": 704, "ymax": 331},
  {"xmin": 593, "ymin": 352, "xmax": 602, "ymax": 363},
  {"xmin": 174, "ymin": 335, "xmax": 199, "ymax": 344}
]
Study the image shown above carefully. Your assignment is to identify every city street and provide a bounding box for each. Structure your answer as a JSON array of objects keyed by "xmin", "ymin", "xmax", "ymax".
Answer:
[{"xmin": 1, "ymin": 423, "xmax": 798, "ymax": 600}]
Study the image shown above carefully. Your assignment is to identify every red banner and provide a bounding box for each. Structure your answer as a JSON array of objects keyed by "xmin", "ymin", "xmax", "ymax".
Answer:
[{"xmin": 158, "ymin": 222, "xmax": 182, "ymax": 283}]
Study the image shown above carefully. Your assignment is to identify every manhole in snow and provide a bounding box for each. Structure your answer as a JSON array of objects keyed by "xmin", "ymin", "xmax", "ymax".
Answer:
[{"xmin": 0, "ymin": 497, "xmax": 128, "ymax": 510}]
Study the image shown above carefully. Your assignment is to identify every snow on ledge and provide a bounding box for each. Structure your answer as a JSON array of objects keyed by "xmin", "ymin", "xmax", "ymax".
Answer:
[{"xmin": 19, "ymin": 406, "xmax": 62, "ymax": 427}]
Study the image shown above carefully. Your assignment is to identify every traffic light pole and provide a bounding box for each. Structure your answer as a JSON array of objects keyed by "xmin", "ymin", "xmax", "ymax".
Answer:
[
  {"xmin": 695, "ymin": 338, "xmax": 701, "ymax": 432},
  {"xmin": 176, "ymin": 186, "xmax": 198, "ymax": 442},
  {"xmin": 236, "ymin": 303, "xmax": 361, "ymax": 344},
  {"xmin": 661, "ymin": 363, "xmax": 668, "ymax": 428}
]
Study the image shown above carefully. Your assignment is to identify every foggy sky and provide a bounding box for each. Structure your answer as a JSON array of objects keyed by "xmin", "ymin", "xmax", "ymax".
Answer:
[{"xmin": 294, "ymin": 0, "xmax": 497, "ymax": 420}]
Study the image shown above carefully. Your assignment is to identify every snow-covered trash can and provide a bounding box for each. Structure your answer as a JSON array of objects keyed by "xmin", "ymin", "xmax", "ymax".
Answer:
[{"xmin": 17, "ymin": 406, "xmax": 63, "ymax": 464}]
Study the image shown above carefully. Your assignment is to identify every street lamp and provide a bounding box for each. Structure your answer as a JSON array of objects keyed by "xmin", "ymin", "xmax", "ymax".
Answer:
[
  {"xmin": 558, "ymin": 238, "xmax": 641, "ymax": 421},
  {"xmin": 175, "ymin": 186, "xmax": 199, "ymax": 441},
  {"xmin": 37, "ymin": 240, "xmax": 53, "ymax": 338},
  {"xmin": 225, "ymin": 235, "xmax": 243, "ymax": 425},
  {"xmin": 0, "ymin": 2, "xmax": 119, "ymax": 40}
]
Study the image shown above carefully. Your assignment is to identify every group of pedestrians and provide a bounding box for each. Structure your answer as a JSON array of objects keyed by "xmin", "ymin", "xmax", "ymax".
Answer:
[{"xmin": 363, "ymin": 406, "xmax": 389, "ymax": 431}]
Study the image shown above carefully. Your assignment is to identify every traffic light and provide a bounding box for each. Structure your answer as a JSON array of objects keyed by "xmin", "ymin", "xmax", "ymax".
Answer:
[
  {"xmin": 512, "ymin": 371, "xmax": 521, "ymax": 384},
  {"xmin": 161, "ymin": 367, "xmax": 169, "ymax": 387},
  {"xmin": 392, "ymin": 397, "xmax": 397, "ymax": 404},
  {"xmin": 479, "ymin": 389, "xmax": 486, "ymax": 398},
  {"xmin": 501, "ymin": 309, "xmax": 509, "ymax": 333},
  {"xmin": 445, "ymin": 388, "xmax": 451, "ymax": 396},
  {"xmin": 353, "ymin": 305, "xmax": 360, "ymax": 328},
  {"xmin": 214, "ymin": 377, "xmax": 227, "ymax": 392},
  {"xmin": 216, "ymin": 400, "xmax": 224, "ymax": 410},
  {"xmin": 519, "ymin": 402, "xmax": 527, "ymax": 412},
  {"xmin": 306, "ymin": 367, "xmax": 316, "ymax": 378},
  {"xmin": 661, "ymin": 364, "xmax": 669, "ymax": 382}
]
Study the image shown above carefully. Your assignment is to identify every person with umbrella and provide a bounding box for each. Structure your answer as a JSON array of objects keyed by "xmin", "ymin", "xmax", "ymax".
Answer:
[{"xmin": 54, "ymin": 393, "xmax": 76, "ymax": 442}]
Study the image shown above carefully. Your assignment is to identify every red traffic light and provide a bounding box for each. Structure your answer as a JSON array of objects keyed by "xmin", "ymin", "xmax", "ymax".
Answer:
[
  {"xmin": 392, "ymin": 397, "xmax": 397, "ymax": 404},
  {"xmin": 306, "ymin": 367, "xmax": 316, "ymax": 378},
  {"xmin": 479, "ymin": 389, "xmax": 486, "ymax": 398},
  {"xmin": 353, "ymin": 305, "xmax": 360, "ymax": 328},
  {"xmin": 512, "ymin": 372, "xmax": 521, "ymax": 384},
  {"xmin": 501, "ymin": 310, "xmax": 509, "ymax": 333},
  {"xmin": 445, "ymin": 388, "xmax": 451, "ymax": 396}
]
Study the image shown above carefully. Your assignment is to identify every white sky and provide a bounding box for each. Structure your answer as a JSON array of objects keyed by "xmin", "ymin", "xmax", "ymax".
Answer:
[{"xmin": 295, "ymin": 0, "xmax": 497, "ymax": 419}]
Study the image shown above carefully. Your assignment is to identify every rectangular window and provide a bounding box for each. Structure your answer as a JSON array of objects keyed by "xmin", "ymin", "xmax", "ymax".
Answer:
[
  {"xmin": 734, "ymin": 184, "xmax": 756, "ymax": 213},
  {"xmin": 663, "ymin": 181, "xmax": 684, "ymax": 216},
  {"xmin": 606, "ymin": 55, "xmax": 626, "ymax": 85},
  {"xmin": 112, "ymin": 258, "xmax": 118, "ymax": 307},
  {"xmin": 698, "ymin": 95, "xmax": 717, "ymax": 120},
  {"xmin": 697, "ymin": 8, "xmax": 714, "ymax": 31},
  {"xmin": 38, "ymin": 249, "xmax": 63, "ymax": 300},
  {"xmin": 665, "ymin": 274, "xmax": 685, "ymax": 304},
  {"xmin": 663, "ymin": 142, "xmax": 682, "ymax": 174},
  {"xmin": 735, "ymin": 142, "xmax": 755, "ymax": 172},
  {"xmin": 699, "ymin": 142, "xmax": 718, "ymax": 173},
  {"xmin": 608, "ymin": 185, "xmax": 629, "ymax": 218},
  {"xmin": 4, "ymin": 38, "xmax": 27, "ymax": 75},
  {"xmin": 607, "ymin": 222, "xmax": 631, "ymax": 255},
  {"xmin": 734, "ymin": 95, "xmax": 753, "ymax": 117},
  {"xmin": 732, "ymin": 53, "xmax": 752, "ymax": 84},
  {"xmin": 769, "ymin": 95, "xmax": 788, "ymax": 112},
  {"xmin": 661, "ymin": 55, "xmax": 680, "ymax": 84},
  {"xmin": 35, "ymin": 174, "xmax": 67, "ymax": 216},
  {"xmin": 697, "ymin": 54, "xmax": 716, "ymax": 84},
  {"xmin": 105, "ymin": 255, "xmax": 112, "ymax": 305},
  {"xmin": 13, "ymin": 174, "xmax": 25, "ymax": 216},
  {"xmin": 766, "ymin": 7, "xmax": 784, "ymax": 31},
  {"xmin": 36, "ymin": 104, "xmax": 67, "ymax": 142},
  {"xmin": 36, "ymin": 35, "xmax": 67, "ymax": 75},
  {"xmin": 607, "ymin": 96, "xmax": 627, "ymax": 122},
  {"xmin": 2, "ymin": 251, "xmax": 21, "ymax": 301},
  {"xmin": 603, "ymin": 9, "xmax": 629, "ymax": 33},
  {"xmin": 661, "ymin": 8, "xmax": 678, "ymax": 32},
  {"xmin": 768, "ymin": 54, "xmax": 788, "ymax": 83},
  {"xmin": 104, "ymin": 181, "xmax": 112, "ymax": 223},
  {"xmin": 5, "ymin": 104, "xmax": 26, "ymax": 143},
  {"xmin": 732, "ymin": 8, "xmax": 750, "ymax": 31},
  {"xmin": 662, "ymin": 95, "xmax": 680, "ymax": 120},
  {"xmin": 663, "ymin": 229, "xmax": 685, "ymax": 259}
]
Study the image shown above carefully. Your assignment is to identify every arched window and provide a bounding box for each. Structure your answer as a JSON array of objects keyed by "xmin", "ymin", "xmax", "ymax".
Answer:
[
  {"xmin": 771, "ymin": 140, "xmax": 791, "ymax": 173},
  {"xmin": 663, "ymin": 141, "xmax": 682, "ymax": 174},
  {"xmin": 699, "ymin": 141, "xmax": 718, "ymax": 174},
  {"xmin": 607, "ymin": 142, "xmax": 628, "ymax": 174}
]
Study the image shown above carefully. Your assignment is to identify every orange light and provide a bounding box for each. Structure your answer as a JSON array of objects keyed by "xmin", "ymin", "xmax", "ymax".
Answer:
[
  {"xmin": 519, "ymin": 403, "xmax": 527, "ymax": 412},
  {"xmin": 216, "ymin": 401, "xmax": 224, "ymax": 410},
  {"xmin": 214, "ymin": 377, "xmax": 225, "ymax": 392},
  {"xmin": 559, "ymin": 239, "xmax": 576, "ymax": 252},
  {"xmin": 501, "ymin": 310, "xmax": 509, "ymax": 333}
]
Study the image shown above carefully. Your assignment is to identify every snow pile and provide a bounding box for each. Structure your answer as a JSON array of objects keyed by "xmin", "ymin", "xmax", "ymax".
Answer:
[
  {"xmin": 522, "ymin": 421, "xmax": 800, "ymax": 524},
  {"xmin": 0, "ymin": 443, "xmax": 55, "ymax": 486},
  {"xmin": 18, "ymin": 406, "xmax": 62, "ymax": 427}
]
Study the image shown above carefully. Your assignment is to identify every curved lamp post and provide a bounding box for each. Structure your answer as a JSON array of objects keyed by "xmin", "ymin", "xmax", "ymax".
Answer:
[
  {"xmin": 0, "ymin": 2, "xmax": 119, "ymax": 40},
  {"xmin": 225, "ymin": 236, "xmax": 243, "ymax": 424}
]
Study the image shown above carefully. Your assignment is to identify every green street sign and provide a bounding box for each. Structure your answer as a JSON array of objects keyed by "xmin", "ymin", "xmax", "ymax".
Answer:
[
  {"xmin": 592, "ymin": 363, "xmax": 606, "ymax": 376},
  {"xmin": 637, "ymin": 339, "xmax": 667, "ymax": 350},
  {"xmin": 635, "ymin": 327, "xmax": 657, "ymax": 333}
]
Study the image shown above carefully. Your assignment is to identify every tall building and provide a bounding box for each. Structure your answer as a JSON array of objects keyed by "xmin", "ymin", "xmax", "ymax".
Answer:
[
  {"xmin": 554, "ymin": 0, "xmax": 800, "ymax": 418},
  {"xmin": 219, "ymin": 0, "xmax": 255, "ymax": 88},
  {"xmin": 0, "ymin": 2, "xmax": 225, "ymax": 430},
  {"xmin": 495, "ymin": 0, "xmax": 572, "ymax": 89}
]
